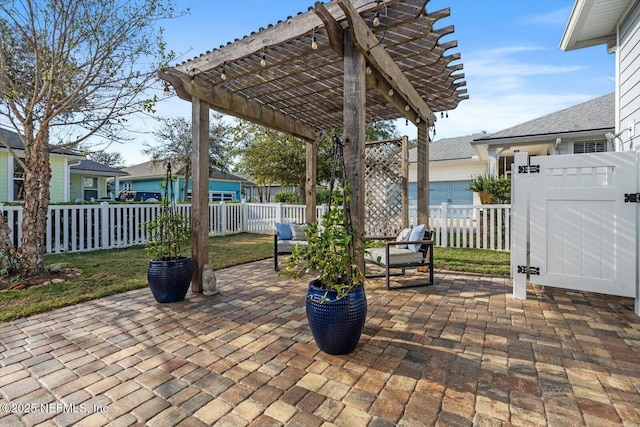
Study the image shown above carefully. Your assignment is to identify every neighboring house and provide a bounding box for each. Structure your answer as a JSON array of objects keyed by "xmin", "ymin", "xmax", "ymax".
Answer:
[
  {"xmin": 472, "ymin": 92, "xmax": 614, "ymax": 177},
  {"xmin": 242, "ymin": 182, "xmax": 300, "ymax": 203},
  {"xmin": 408, "ymin": 93, "xmax": 614, "ymax": 205},
  {"xmin": 561, "ymin": 0, "xmax": 640, "ymax": 150},
  {"xmin": 119, "ymin": 160, "xmax": 248, "ymax": 202},
  {"xmin": 0, "ymin": 127, "xmax": 124, "ymax": 202},
  {"xmin": 70, "ymin": 159, "xmax": 128, "ymax": 202}
]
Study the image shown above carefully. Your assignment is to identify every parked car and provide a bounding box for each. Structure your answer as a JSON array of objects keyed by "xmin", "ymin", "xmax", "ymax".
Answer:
[{"xmin": 116, "ymin": 191, "xmax": 162, "ymax": 202}]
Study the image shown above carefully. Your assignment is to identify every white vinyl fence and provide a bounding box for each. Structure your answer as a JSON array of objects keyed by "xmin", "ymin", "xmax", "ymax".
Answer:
[{"xmin": 0, "ymin": 201, "xmax": 510, "ymax": 254}]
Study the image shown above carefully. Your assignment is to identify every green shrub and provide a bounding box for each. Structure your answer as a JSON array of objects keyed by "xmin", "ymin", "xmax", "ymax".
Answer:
[{"xmin": 275, "ymin": 191, "xmax": 300, "ymax": 204}]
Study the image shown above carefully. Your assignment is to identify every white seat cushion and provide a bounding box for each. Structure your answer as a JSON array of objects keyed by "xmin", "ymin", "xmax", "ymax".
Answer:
[
  {"xmin": 365, "ymin": 247, "xmax": 424, "ymax": 265},
  {"xmin": 277, "ymin": 239, "xmax": 308, "ymax": 253}
]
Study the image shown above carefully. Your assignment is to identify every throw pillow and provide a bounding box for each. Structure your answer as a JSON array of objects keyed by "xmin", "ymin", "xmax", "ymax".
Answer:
[
  {"xmin": 395, "ymin": 227, "xmax": 412, "ymax": 249},
  {"xmin": 408, "ymin": 224, "xmax": 426, "ymax": 252},
  {"xmin": 275, "ymin": 222, "xmax": 293, "ymax": 240},
  {"xmin": 290, "ymin": 224, "xmax": 308, "ymax": 241}
]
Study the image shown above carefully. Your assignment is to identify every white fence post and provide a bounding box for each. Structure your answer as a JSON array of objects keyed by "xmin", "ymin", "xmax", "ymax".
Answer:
[
  {"xmin": 220, "ymin": 202, "xmax": 227, "ymax": 236},
  {"xmin": 241, "ymin": 201, "xmax": 248, "ymax": 233},
  {"xmin": 512, "ymin": 152, "xmax": 529, "ymax": 300},
  {"xmin": 100, "ymin": 202, "xmax": 110, "ymax": 249},
  {"xmin": 440, "ymin": 202, "xmax": 448, "ymax": 248}
]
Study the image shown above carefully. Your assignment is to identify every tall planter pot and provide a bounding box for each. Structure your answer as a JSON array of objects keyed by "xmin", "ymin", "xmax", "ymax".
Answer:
[
  {"xmin": 306, "ymin": 279, "xmax": 367, "ymax": 355},
  {"xmin": 148, "ymin": 257, "xmax": 193, "ymax": 303}
]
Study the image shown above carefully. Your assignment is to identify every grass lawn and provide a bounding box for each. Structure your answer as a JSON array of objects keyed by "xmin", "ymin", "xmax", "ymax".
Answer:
[{"xmin": 0, "ymin": 234, "xmax": 510, "ymax": 322}]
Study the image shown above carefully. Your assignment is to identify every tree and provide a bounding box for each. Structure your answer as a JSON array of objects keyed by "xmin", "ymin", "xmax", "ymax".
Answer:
[
  {"xmin": 85, "ymin": 151, "xmax": 127, "ymax": 169},
  {"xmin": 145, "ymin": 114, "xmax": 232, "ymax": 201},
  {"xmin": 233, "ymin": 120, "xmax": 399, "ymax": 203},
  {"xmin": 233, "ymin": 121, "xmax": 332, "ymax": 203},
  {"xmin": 0, "ymin": 0, "xmax": 178, "ymax": 275}
]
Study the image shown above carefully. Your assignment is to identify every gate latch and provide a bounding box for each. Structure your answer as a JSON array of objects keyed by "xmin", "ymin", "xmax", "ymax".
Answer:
[
  {"xmin": 624, "ymin": 193, "xmax": 640, "ymax": 203},
  {"xmin": 517, "ymin": 165, "xmax": 540, "ymax": 174},
  {"xmin": 517, "ymin": 265, "xmax": 540, "ymax": 275}
]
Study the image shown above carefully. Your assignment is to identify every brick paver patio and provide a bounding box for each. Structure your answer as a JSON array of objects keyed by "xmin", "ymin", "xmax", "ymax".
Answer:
[{"xmin": 1, "ymin": 259, "xmax": 639, "ymax": 426}]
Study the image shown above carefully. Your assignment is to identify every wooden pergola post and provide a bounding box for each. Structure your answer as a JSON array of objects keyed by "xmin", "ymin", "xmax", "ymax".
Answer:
[
  {"xmin": 343, "ymin": 30, "xmax": 366, "ymax": 270},
  {"xmin": 417, "ymin": 122, "xmax": 430, "ymax": 228},
  {"xmin": 305, "ymin": 140, "xmax": 317, "ymax": 224},
  {"xmin": 191, "ymin": 98, "xmax": 210, "ymax": 293}
]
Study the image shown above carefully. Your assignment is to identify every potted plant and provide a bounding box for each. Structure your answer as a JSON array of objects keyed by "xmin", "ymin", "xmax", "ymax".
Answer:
[
  {"xmin": 468, "ymin": 173, "xmax": 492, "ymax": 204},
  {"xmin": 144, "ymin": 163, "xmax": 192, "ymax": 303},
  {"xmin": 281, "ymin": 180, "xmax": 367, "ymax": 355}
]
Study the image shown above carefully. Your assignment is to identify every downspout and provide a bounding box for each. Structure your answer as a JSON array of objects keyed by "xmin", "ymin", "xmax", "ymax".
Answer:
[{"xmin": 67, "ymin": 159, "xmax": 82, "ymax": 202}]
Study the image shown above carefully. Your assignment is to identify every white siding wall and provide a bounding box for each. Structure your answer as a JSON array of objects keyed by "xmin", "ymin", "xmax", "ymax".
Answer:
[
  {"xmin": 408, "ymin": 159, "xmax": 486, "ymax": 182},
  {"xmin": 619, "ymin": 2, "xmax": 640, "ymax": 150}
]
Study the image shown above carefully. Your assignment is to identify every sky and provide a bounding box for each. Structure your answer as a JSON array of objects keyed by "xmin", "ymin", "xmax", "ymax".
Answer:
[{"xmin": 116, "ymin": 0, "xmax": 615, "ymax": 167}]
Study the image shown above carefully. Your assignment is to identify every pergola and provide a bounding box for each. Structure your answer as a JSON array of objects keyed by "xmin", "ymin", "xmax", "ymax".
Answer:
[{"xmin": 159, "ymin": 0, "xmax": 467, "ymax": 290}]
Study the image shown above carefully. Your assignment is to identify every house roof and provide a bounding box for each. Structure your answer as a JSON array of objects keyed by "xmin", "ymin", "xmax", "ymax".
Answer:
[
  {"xmin": 472, "ymin": 92, "xmax": 614, "ymax": 145},
  {"xmin": 408, "ymin": 133, "xmax": 483, "ymax": 163},
  {"xmin": 121, "ymin": 160, "xmax": 249, "ymax": 183},
  {"xmin": 70, "ymin": 159, "xmax": 129, "ymax": 176},
  {"xmin": 560, "ymin": 0, "xmax": 631, "ymax": 51},
  {"xmin": 0, "ymin": 126, "xmax": 84, "ymax": 158}
]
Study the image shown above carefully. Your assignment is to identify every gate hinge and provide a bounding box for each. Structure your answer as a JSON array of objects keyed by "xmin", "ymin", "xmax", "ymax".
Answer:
[
  {"xmin": 624, "ymin": 193, "xmax": 640, "ymax": 203},
  {"xmin": 517, "ymin": 265, "xmax": 540, "ymax": 275},
  {"xmin": 517, "ymin": 165, "xmax": 540, "ymax": 174}
]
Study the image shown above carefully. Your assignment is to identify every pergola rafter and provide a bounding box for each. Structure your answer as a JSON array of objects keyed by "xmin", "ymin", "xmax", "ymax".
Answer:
[{"xmin": 160, "ymin": 0, "xmax": 468, "ymax": 290}]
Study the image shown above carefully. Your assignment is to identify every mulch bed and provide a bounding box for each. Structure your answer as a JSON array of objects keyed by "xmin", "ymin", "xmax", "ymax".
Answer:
[{"xmin": 0, "ymin": 267, "xmax": 82, "ymax": 291}]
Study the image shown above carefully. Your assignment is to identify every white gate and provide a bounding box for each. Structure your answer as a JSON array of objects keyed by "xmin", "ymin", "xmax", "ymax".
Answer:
[{"xmin": 512, "ymin": 151, "xmax": 639, "ymax": 315}]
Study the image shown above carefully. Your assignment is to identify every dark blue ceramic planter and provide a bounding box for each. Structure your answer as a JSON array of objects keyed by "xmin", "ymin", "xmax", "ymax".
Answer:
[
  {"xmin": 306, "ymin": 279, "xmax": 367, "ymax": 355},
  {"xmin": 148, "ymin": 257, "xmax": 192, "ymax": 303}
]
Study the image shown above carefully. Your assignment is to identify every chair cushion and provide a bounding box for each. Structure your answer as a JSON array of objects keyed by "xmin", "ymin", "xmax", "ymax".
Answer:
[
  {"xmin": 275, "ymin": 222, "xmax": 293, "ymax": 240},
  {"xmin": 365, "ymin": 247, "xmax": 424, "ymax": 265},
  {"xmin": 395, "ymin": 227, "xmax": 412, "ymax": 249},
  {"xmin": 290, "ymin": 224, "xmax": 308, "ymax": 241},
  {"xmin": 277, "ymin": 239, "xmax": 308, "ymax": 253},
  {"xmin": 408, "ymin": 224, "xmax": 426, "ymax": 252}
]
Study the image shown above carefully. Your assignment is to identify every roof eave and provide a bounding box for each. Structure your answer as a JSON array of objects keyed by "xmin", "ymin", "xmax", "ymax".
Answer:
[{"xmin": 472, "ymin": 127, "xmax": 614, "ymax": 145}]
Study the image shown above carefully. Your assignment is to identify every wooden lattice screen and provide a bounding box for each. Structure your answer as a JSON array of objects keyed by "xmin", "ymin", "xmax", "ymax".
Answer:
[{"xmin": 364, "ymin": 137, "xmax": 409, "ymax": 237}]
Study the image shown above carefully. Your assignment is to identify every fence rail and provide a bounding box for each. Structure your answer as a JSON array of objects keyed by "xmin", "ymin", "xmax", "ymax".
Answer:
[{"xmin": 0, "ymin": 202, "xmax": 511, "ymax": 254}]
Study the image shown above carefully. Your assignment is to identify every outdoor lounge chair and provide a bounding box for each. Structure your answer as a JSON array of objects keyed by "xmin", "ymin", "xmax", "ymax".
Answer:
[
  {"xmin": 273, "ymin": 222, "xmax": 308, "ymax": 271},
  {"xmin": 365, "ymin": 226, "xmax": 434, "ymax": 290}
]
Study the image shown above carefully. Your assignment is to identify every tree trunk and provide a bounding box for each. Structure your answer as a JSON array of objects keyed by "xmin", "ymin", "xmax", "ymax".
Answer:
[
  {"xmin": 0, "ymin": 214, "xmax": 13, "ymax": 252},
  {"xmin": 21, "ymin": 128, "xmax": 51, "ymax": 275}
]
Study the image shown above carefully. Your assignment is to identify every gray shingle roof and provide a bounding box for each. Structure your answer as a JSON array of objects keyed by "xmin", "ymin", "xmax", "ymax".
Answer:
[
  {"xmin": 473, "ymin": 92, "xmax": 614, "ymax": 143},
  {"xmin": 122, "ymin": 160, "xmax": 248, "ymax": 182},
  {"xmin": 0, "ymin": 126, "xmax": 84, "ymax": 157},
  {"xmin": 70, "ymin": 159, "xmax": 128, "ymax": 176},
  {"xmin": 408, "ymin": 133, "xmax": 483, "ymax": 163}
]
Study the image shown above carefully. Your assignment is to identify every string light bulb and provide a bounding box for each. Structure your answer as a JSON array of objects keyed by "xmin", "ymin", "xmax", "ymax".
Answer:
[
  {"xmin": 372, "ymin": 1, "xmax": 382, "ymax": 26},
  {"xmin": 221, "ymin": 62, "xmax": 227, "ymax": 81},
  {"xmin": 405, "ymin": 104, "xmax": 410, "ymax": 112},
  {"xmin": 311, "ymin": 27, "xmax": 318, "ymax": 50},
  {"xmin": 416, "ymin": 116, "xmax": 421, "ymax": 124},
  {"xmin": 260, "ymin": 53, "xmax": 266, "ymax": 67},
  {"xmin": 388, "ymin": 88, "xmax": 393, "ymax": 96},
  {"xmin": 163, "ymin": 83, "xmax": 170, "ymax": 96},
  {"xmin": 365, "ymin": 66, "xmax": 372, "ymax": 75}
]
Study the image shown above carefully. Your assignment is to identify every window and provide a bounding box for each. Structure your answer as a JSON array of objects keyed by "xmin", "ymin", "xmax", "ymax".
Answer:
[
  {"xmin": 83, "ymin": 177, "xmax": 98, "ymax": 201},
  {"xmin": 186, "ymin": 191, "xmax": 236, "ymax": 202},
  {"xmin": 211, "ymin": 192, "xmax": 235, "ymax": 202},
  {"xmin": 12, "ymin": 158, "xmax": 25, "ymax": 201},
  {"xmin": 574, "ymin": 140, "xmax": 606, "ymax": 154}
]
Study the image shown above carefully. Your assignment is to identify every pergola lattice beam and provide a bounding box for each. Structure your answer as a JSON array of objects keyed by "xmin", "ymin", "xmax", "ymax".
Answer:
[
  {"xmin": 338, "ymin": 0, "xmax": 434, "ymax": 124},
  {"xmin": 159, "ymin": 69, "xmax": 320, "ymax": 142}
]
